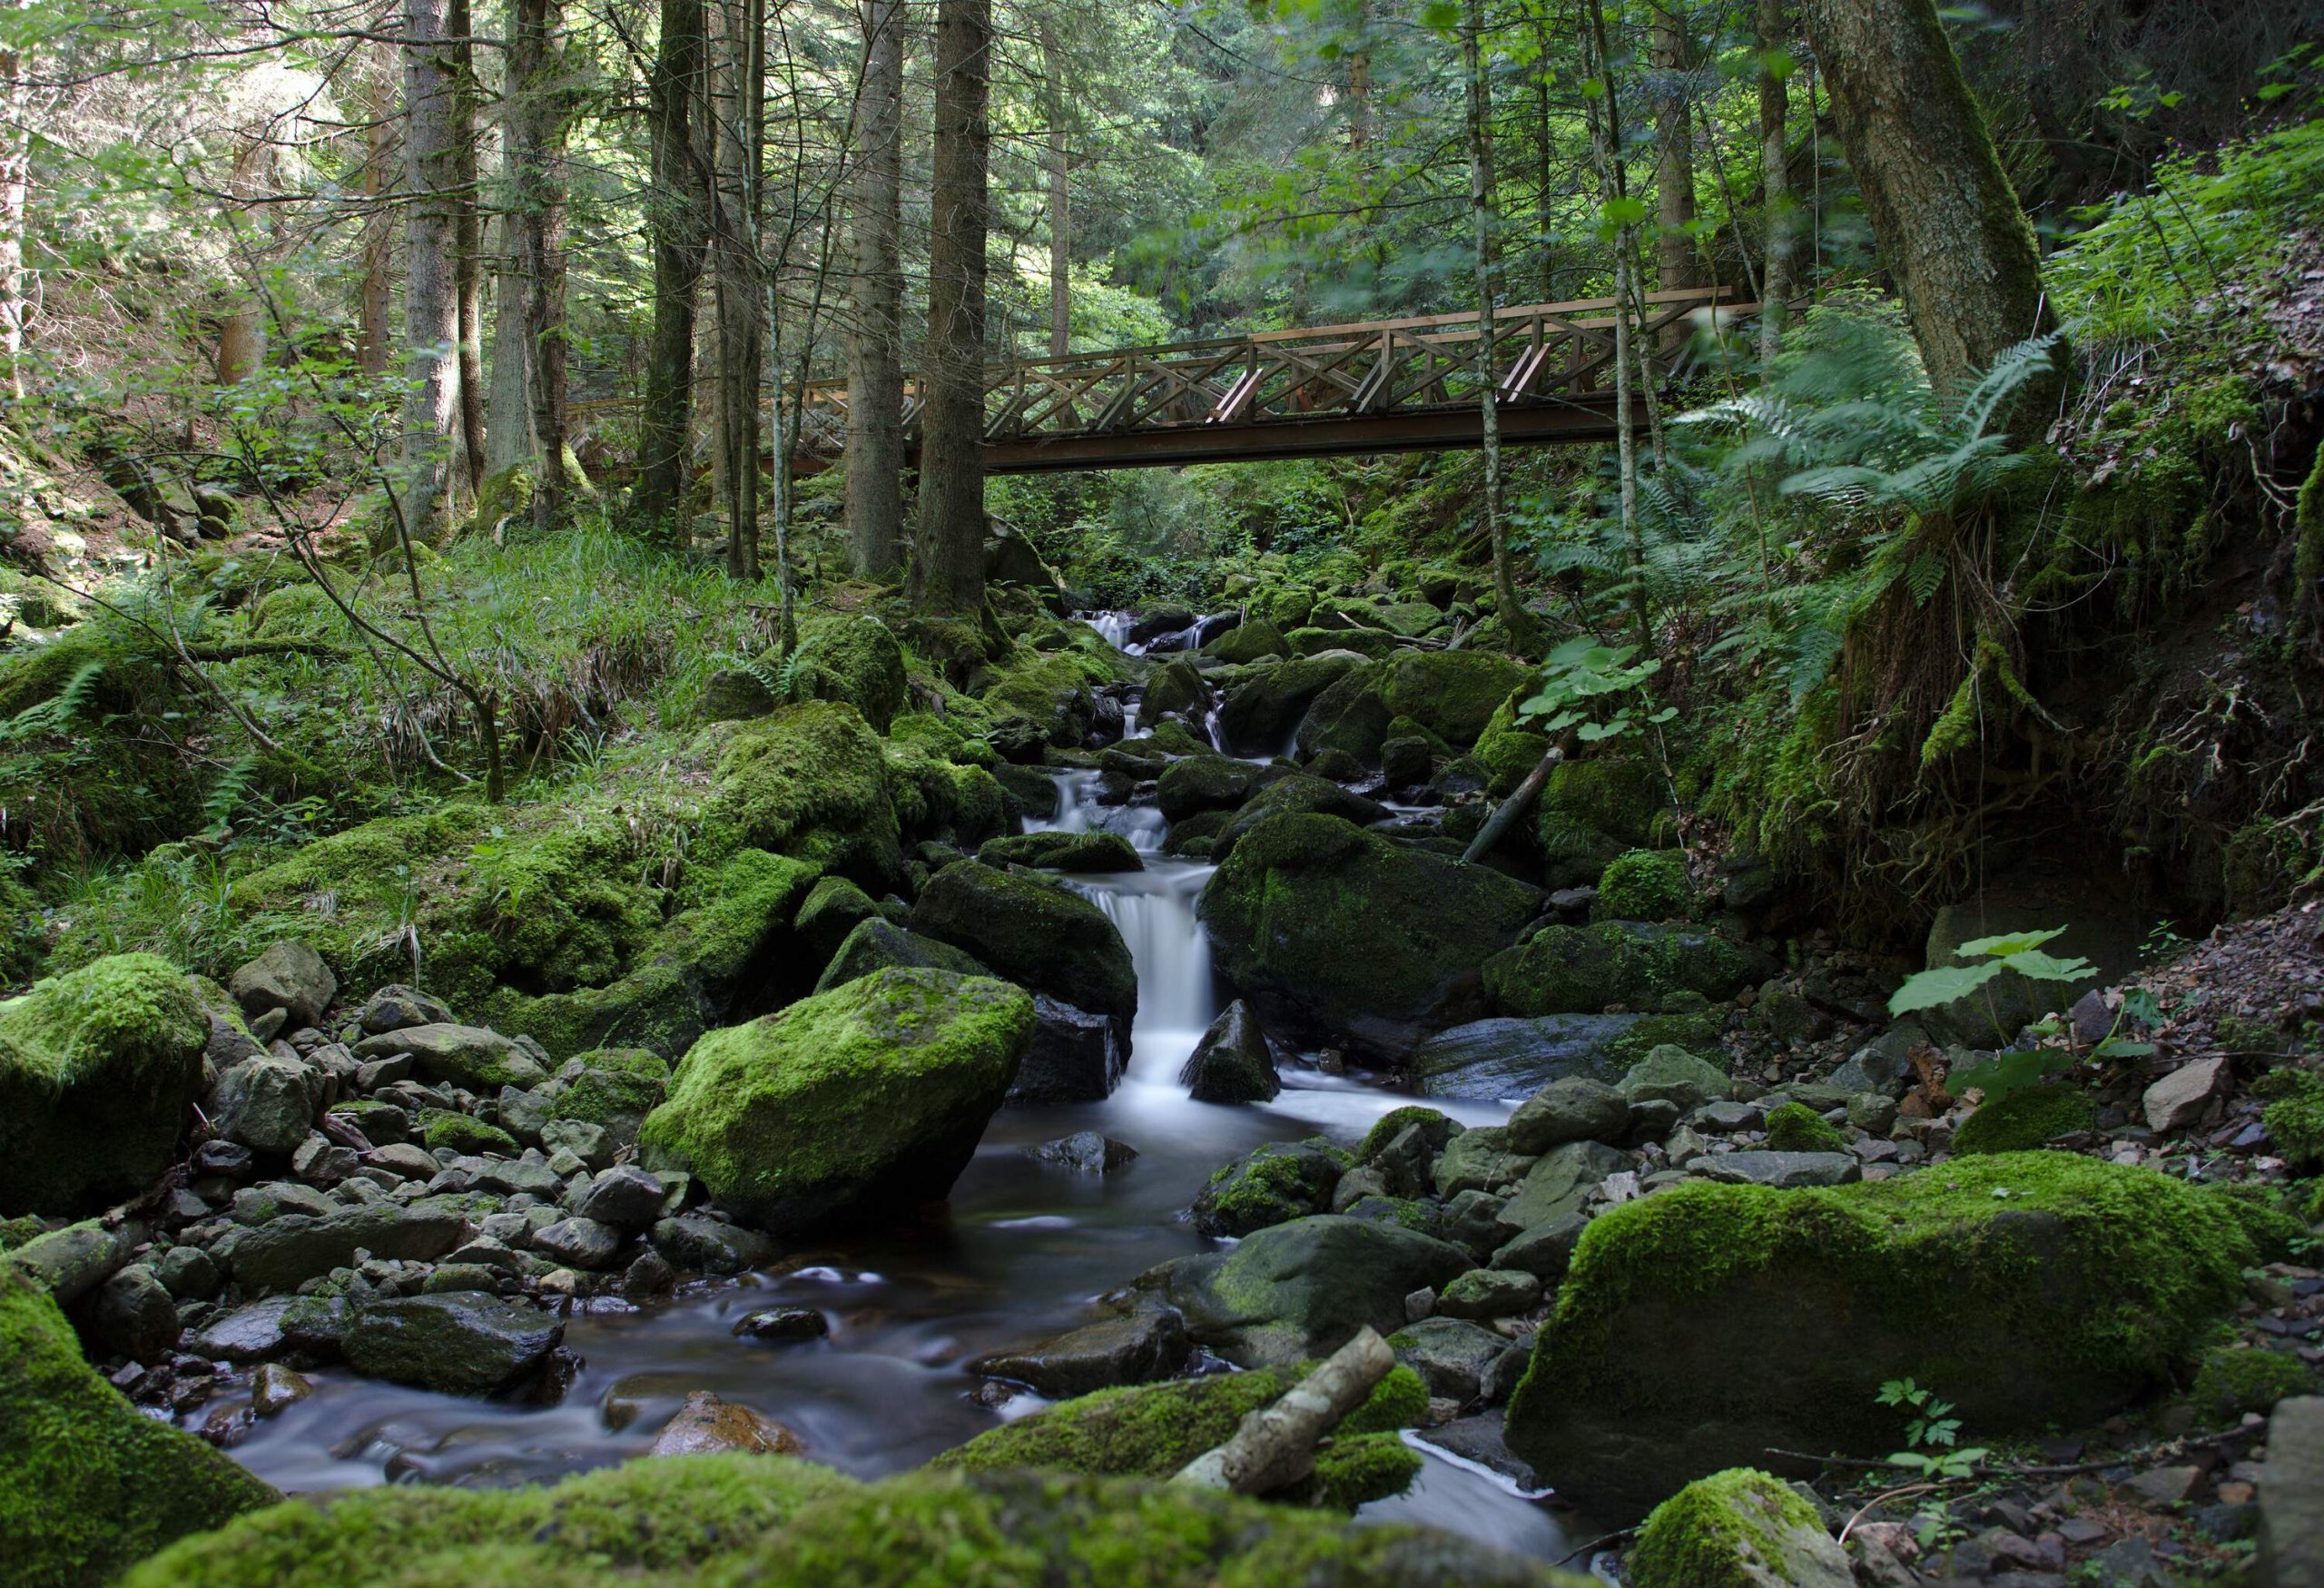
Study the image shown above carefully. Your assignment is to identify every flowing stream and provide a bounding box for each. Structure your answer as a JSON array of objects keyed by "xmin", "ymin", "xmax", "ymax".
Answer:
[{"xmin": 201, "ymin": 626, "xmax": 1572, "ymax": 1564}]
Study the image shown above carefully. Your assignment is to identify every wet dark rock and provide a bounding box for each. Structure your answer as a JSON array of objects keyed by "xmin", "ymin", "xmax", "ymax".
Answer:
[
  {"xmin": 1492, "ymin": 1210, "xmax": 1589, "ymax": 1281},
  {"xmin": 212, "ymin": 1054, "xmax": 332, "ymax": 1157},
  {"xmin": 1691, "ymin": 1150, "xmax": 1863, "ymax": 1189},
  {"xmin": 970, "ymin": 1308, "xmax": 1192, "ymax": 1398},
  {"xmin": 575, "ymin": 1166, "xmax": 669, "ymax": 1230},
  {"xmin": 733, "ymin": 1307, "xmax": 831, "ymax": 1343},
  {"xmin": 1505, "ymin": 1076, "xmax": 1630, "ymax": 1154},
  {"xmin": 228, "ymin": 1182, "xmax": 336, "ymax": 1224},
  {"xmin": 280, "ymin": 1294, "xmax": 350, "ymax": 1356},
  {"xmin": 1179, "ymin": 1000, "xmax": 1279, "ymax": 1103},
  {"xmin": 231, "ymin": 1204, "xmax": 474, "ymax": 1295},
  {"xmin": 1410, "ymin": 1014, "xmax": 1658, "ymax": 1100},
  {"xmin": 342, "ymin": 1291, "xmax": 565, "ymax": 1396},
  {"xmin": 1161, "ymin": 1214, "xmax": 1471, "ymax": 1366},
  {"xmin": 250, "ymin": 1361, "xmax": 311, "ymax": 1417},
  {"xmin": 350, "ymin": 1023, "xmax": 547, "ymax": 1091},
  {"xmin": 192, "ymin": 1140, "xmax": 255, "ymax": 1179},
  {"xmin": 155, "ymin": 1246, "xmax": 222, "ymax": 1302},
  {"xmin": 650, "ymin": 1214, "xmax": 775, "ymax": 1276},
  {"xmin": 1430, "ymin": 1127, "xmax": 1537, "ymax": 1198},
  {"xmin": 1010, "ymin": 995, "xmax": 1125, "ymax": 1106},
  {"xmin": 622, "ymin": 1248, "xmax": 676, "ymax": 1299},
  {"xmin": 1436, "ymin": 1189, "xmax": 1521, "ymax": 1263},
  {"xmin": 911, "ymin": 861, "xmax": 1137, "ymax": 1043},
  {"xmin": 1155, "ymin": 756, "xmax": 1258, "ymax": 821},
  {"xmin": 533, "ymin": 1217, "xmax": 625, "ymax": 1270},
  {"xmin": 84, "ymin": 1264, "xmax": 182, "ymax": 1364},
  {"xmin": 228, "ymin": 942, "xmax": 337, "ymax": 1031},
  {"xmin": 192, "ymin": 1297, "xmax": 299, "ymax": 1363},
  {"xmin": 1029, "ymin": 1131, "xmax": 1138, "ymax": 1174},
  {"xmin": 1390, "ymin": 1316, "xmax": 1507, "ymax": 1402},
  {"xmin": 1499, "ymin": 1140, "xmax": 1627, "ymax": 1229},
  {"xmin": 1434, "ymin": 1267, "xmax": 1540, "ymax": 1322},
  {"xmin": 540, "ymin": 1118, "xmax": 614, "ymax": 1171},
  {"xmin": 354, "ymin": 984, "xmax": 458, "ymax": 1037}
]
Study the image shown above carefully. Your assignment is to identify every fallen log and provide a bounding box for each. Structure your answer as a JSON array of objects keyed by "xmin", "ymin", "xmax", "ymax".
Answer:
[{"xmin": 1172, "ymin": 1325, "xmax": 1395, "ymax": 1496}]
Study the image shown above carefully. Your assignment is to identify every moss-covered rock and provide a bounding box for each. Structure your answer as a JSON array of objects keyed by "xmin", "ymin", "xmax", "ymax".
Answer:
[
  {"xmin": 1161, "ymin": 1213, "xmax": 1473, "ymax": 1366},
  {"xmin": 2189, "ymin": 1345, "xmax": 2314, "ymax": 1419},
  {"xmin": 1627, "ymin": 1468, "xmax": 1851, "ymax": 1588},
  {"xmin": 1190, "ymin": 1138, "xmax": 1350, "ymax": 1237},
  {"xmin": 981, "ymin": 650, "xmax": 1107, "ymax": 746},
  {"xmin": 812, "ymin": 917, "xmax": 988, "ymax": 994},
  {"xmin": 1591, "ymin": 849, "xmax": 1693, "ymax": 922},
  {"xmin": 791, "ymin": 612, "xmax": 907, "ymax": 732},
  {"xmin": 699, "ymin": 700, "xmax": 902, "ymax": 885},
  {"xmin": 135, "ymin": 1459, "xmax": 1571, "ymax": 1588},
  {"xmin": 1531, "ymin": 759, "xmax": 1664, "ymax": 885},
  {"xmin": 1292, "ymin": 664, "xmax": 1392, "ymax": 764},
  {"xmin": 1156, "ymin": 755, "xmax": 1259, "ymax": 821},
  {"xmin": 977, "ymin": 830, "xmax": 1145, "ymax": 873},
  {"xmin": 547, "ymin": 1048, "xmax": 671, "ymax": 1141},
  {"xmin": 0, "ymin": 953, "xmax": 207, "ymax": 1215},
  {"xmin": 1505, "ymin": 1152, "xmax": 2265, "ymax": 1519},
  {"xmin": 910, "ymin": 860, "xmax": 1137, "ymax": 1035},
  {"xmin": 1474, "ymin": 701, "xmax": 1554, "ymax": 797},
  {"xmin": 1199, "ymin": 814, "xmax": 1541, "ymax": 1055},
  {"xmin": 1951, "ymin": 1081, "xmax": 2094, "ymax": 1154},
  {"xmin": 933, "ymin": 1359, "xmax": 1427, "ymax": 1495},
  {"xmin": 1210, "ymin": 774, "xmax": 1385, "ymax": 862},
  {"xmin": 1215, "ymin": 653, "xmax": 1368, "ymax": 756},
  {"xmin": 1483, "ymin": 923, "xmax": 1761, "ymax": 1018},
  {"xmin": 639, "ymin": 968, "xmax": 1034, "ymax": 1232},
  {"xmin": 1375, "ymin": 651, "xmax": 1531, "ymax": 748},
  {"xmin": 1762, "ymin": 1102, "xmax": 1847, "ymax": 1154},
  {"xmin": 3, "ymin": 1267, "xmax": 277, "ymax": 1586},
  {"xmin": 1205, "ymin": 617, "xmax": 1285, "ymax": 663}
]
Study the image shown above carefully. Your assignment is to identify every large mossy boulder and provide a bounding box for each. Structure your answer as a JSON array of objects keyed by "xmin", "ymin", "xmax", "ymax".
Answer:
[
  {"xmin": 911, "ymin": 860, "xmax": 1137, "ymax": 1038},
  {"xmin": 128, "ymin": 1457, "xmax": 1573, "ymax": 1588},
  {"xmin": 1375, "ymin": 650, "xmax": 1531, "ymax": 748},
  {"xmin": 1484, "ymin": 923, "xmax": 1766, "ymax": 1017},
  {"xmin": 0, "ymin": 953, "xmax": 208, "ymax": 1215},
  {"xmin": 1504, "ymin": 1152, "xmax": 2268, "ymax": 1520},
  {"xmin": 791, "ymin": 611, "xmax": 907, "ymax": 732},
  {"xmin": 1532, "ymin": 756, "xmax": 1665, "ymax": 886},
  {"xmin": 639, "ymin": 968, "xmax": 1035, "ymax": 1232},
  {"xmin": 1209, "ymin": 774, "xmax": 1385, "ymax": 862},
  {"xmin": 1159, "ymin": 1213, "xmax": 1472, "ymax": 1366},
  {"xmin": 1200, "ymin": 814, "xmax": 1541, "ymax": 1055},
  {"xmin": 1292, "ymin": 663, "xmax": 1393, "ymax": 764},
  {"xmin": 2, "ymin": 1268, "xmax": 277, "ymax": 1587},
  {"xmin": 982, "ymin": 650, "xmax": 1107, "ymax": 746},
  {"xmin": 700, "ymin": 699, "xmax": 902, "ymax": 883},
  {"xmin": 1214, "ymin": 653, "xmax": 1367, "ymax": 756}
]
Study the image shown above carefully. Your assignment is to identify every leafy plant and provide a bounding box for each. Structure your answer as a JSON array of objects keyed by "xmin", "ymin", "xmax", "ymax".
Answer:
[
  {"xmin": 1513, "ymin": 636, "xmax": 1675, "ymax": 744},
  {"xmin": 1888, "ymin": 927, "xmax": 2093, "ymax": 1018},
  {"xmin": 1878, "ymin": 1379, "xmax": 1986, "ymax": 1481}
]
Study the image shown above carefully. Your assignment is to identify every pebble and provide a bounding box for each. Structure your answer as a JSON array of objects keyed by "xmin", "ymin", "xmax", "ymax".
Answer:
[{"xmin": 732, "ymin": 1307, "xmax": 830, "ymax": 1343}]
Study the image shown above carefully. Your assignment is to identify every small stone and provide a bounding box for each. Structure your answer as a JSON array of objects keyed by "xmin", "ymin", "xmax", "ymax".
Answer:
[
  {"xmin": 575, "ymin": 1166, "xmax": 670, "ymax": 1230},
  {"xmin": 1505, "ymin": 1076, "xmax": 1630, "ymax": 1154},
  {"xmin": 1405, "ymin": 1286, "xmax": 1436, "ymax": 1323},
  {"xmin": 1846, "ymin": 1093, "xmax": 1900, "ymax": 1135},
  {"xmin": 968, "ymin": 1309, "xmax": 1189, "ymax": 1397},
  {"xmin": 355, "ymin": 984, "xmax": 456, "ymax": 1036},
  {"xmin": 229, "ymin": 942, "xmax": 337, "ymax": 1031},
  {"xmin": 1691, "ymin": 1149, "xmax": 1862, "ymax": 1189},
  {"xmin": 2125, "ymin": 1465, "xmax": 2204, "ymax": 1505},
  {"xmin": 1028, "ymin": 1131, "xmax": 1138, "ymax": 1174},
  {"xmin": 2218, "ymin": 1480, "xmax": 2256, "ymax": 1505},
  {"xmin": 1178, "ymin": 999, "xmax": 1279, "ymax": 1103},
  {"xmin": 363, "ymin": 1142, "xmax": 438, "ymax": 1180},
  {"xmin": 87, "ymin": 1266, "xmax": 182, "ymax": 1365},
  {"xmin": 1688, "ymin": 1100, "xmax": 1765, "ymax": 1133},
  {"xmin": 290, "ymin": 1135, "xmax": 356, "ymax": 1186},
  {"xmin": 155, "ymin": 1246, "xmax": 222, "ymax": 1302},
  {"xmin": 733, "ymin": 1307, "xmax": 830, "ymax": 1343},
  {"xmin": 621, "ymin": 1248, "xmax": 676, "ymax": 1299},
  {"xmin": 193, "ymin": 1140, "xmax": 255, "ymax": 1179},
  {"xmin": 354, "ymin": 1055, "xmax": 412, "ymax": 1091},
  {"xmin": 540, "ymin": 1118, "xmax": 613, "ymax": 1171},
  {"xmin": 532, "ymin": 1217, "xmax": 625, "ymax": 1270},
  {"xmin": 342, "ymin": 1292, "xmax": 564, "ymax": 1395},
  {"xmin": 647, "ymin": 1390, "xmax": 803, "ymax": 1456},
  {"xmin": 2143, "ymin": 1056, "xmax": 2230, "ymax": 1134},
  {"xmin": 250, "ymin": 1362, "xmax": 312, "ymax": 1417},
  {"xmin": 1435, "ymin": 1267, "xmax": 1540, "ymax": 1322}
]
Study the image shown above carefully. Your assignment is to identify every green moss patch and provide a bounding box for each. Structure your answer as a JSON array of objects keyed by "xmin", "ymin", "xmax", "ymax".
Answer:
[{"xmin": 1952, "ymin": 1081, "xmax": 2094, "ymax": 1154}]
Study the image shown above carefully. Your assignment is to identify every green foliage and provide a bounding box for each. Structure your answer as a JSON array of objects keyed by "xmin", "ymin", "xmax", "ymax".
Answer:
[
  {"xmin": 1512, "ymin": 637, "xmax": 1672, "ymax": 745},
  {"xmin": 1951, "ymin": 1082, "xmax": 2095, "ymax": 1155},
  {"xmin": 1888, "ymin": 927, "xmax": 2094, "ymax": 1019},
  {"xmin": 2259, "ymin": 1070, "xmax": 2324, "ymax": 1170},
  {"xmin": 2189, "ymin": 1346, "xmax": 2313, "ymax": 1420},
  {"xmin": 1592, "ymin": 850, "xmax": 1692, "ymax": 922}
]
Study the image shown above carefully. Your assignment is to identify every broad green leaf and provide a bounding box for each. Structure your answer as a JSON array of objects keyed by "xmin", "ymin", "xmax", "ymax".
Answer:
[
  {"xmin": 1997, "ymin": 949, "xmax": 2096, "ymax": 983},
  {"xmin": 2091, "ymin": 1037, "xmax": 2153, "ymax": 1059},
  {"xmin": 1949, "ymin": 1047, "xmax": 2067, "ymax": 1101},
  {"xmin": 1888, "ymin": 961, "xmax": 2002, "ymax": 1015},
  {"xmin": 1957, "ymin": 927, "xmax": 2065, "ymax": 957},
  {"xmin": 1575, "ymin": 720, "xmax": 1629, "ymax": 742}
]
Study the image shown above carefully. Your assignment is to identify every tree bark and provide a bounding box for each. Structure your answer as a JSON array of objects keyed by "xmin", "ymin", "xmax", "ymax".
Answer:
[
  {"xmin": 844, "ymin": 0, "xmax": 906, "ymax": 579},
  {"xmin": 485, "ymin": 212, "xmax": 532, "ymax": 477},
  {"xmin": 358, "ymin": 48, "xmax": 396, "ymax": 379},
  {"xmin": 633, "ymin": 0, "xmax": 712, "ymax": 539},
  {"xmin": 400, "ymin": 0, "xmax": 464, "ymax": 545},
  {"xmin": 1174, "ymin": 1327, "xmax": 1394, "ymax": 1494},
  {"xmin": 911, "ymin": 0, "xmax": 990, "ymax": 616},
  {"xmin": 0, "ymin": 33, "xmax": 25, "ymax": 398},
  {"xmin": 1797, "ymin": 0, "xmax": 2053, "ymax": 395},
  {"xmin": 449, "ymin": 0, "xmax": 485, "ymax": 496},
  {"xmin": 214, "ymin": 136, "xmax": 269, "ymax": 384},
  {"xmin": 1757, "ymin": 0, "xmax": 1792, "ymax": 367},
  {"xmin": 1040, "ymin": 19, "xmax": 1068, "ymax": 359},
  {"xmin": 1463, "ymin": 0, "xmax": 1534, "ymax": 654},
  {"xmin": 708, "ymin": 0, "xmax": 763, "ymax": 580},
  {"xmin": 1649, "ymin": 2, "xmax": 1698, "ymax": 307},
  {"xmin": 1586, "ymin": 0, "xmax": 1648, "ymax": 649},
  {"xmin": 509, "ymin": 0, "xmax": 570, "ymax": 531}
]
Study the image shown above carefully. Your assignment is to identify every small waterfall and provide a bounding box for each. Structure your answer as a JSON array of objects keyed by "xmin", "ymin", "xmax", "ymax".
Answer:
[
  {"xmin": 1033, "ymin": 771, "xmax": 1165, "ymax": 853},
  {"xmin": 1068, "ymin": 864, "xmax": 1216, "ymax": 1081},
  {"xmin": 1085, "ymin": 612, "xmax": 1133, "ymax": 650}
]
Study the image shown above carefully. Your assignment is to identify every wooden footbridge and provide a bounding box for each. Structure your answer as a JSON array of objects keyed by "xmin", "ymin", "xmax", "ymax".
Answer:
[{"xmin": 585, "ymin": 286, "xmax": 1752, "ymax": 475}]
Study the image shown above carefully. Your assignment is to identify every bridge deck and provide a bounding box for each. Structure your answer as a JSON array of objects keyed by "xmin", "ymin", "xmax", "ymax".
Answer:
[{"xmin": 580, "ymin": 287, "xmax": 1754, "ymax": 474}]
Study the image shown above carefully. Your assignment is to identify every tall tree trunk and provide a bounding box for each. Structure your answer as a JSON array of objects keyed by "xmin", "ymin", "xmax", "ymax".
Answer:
[
  {"xmin": 1757, "ymin": 0, "xmax": 1792, "ymax": 366},
  {"xmin": 509, "ymin": 0, "xmax": 569, "ymax": 531},
  {"xmin": 400, "ymin": 0, "xmax": 463, "ymax": 545},
  {"xmin": 1463, "ymin": 0, "xmax": 1534, "ymax": 654},
  {"xmin": 1586, "ymin": 0, "xmax": 1648, "ymax": 648},
  {"xmin": 844, "ymin": 0, "xmax": 905, "ymax": 578},
  {"xmin": 1040, "ymin": 20, "xmax": 1068, "ymax": 358},
  {"xmin": 486, "ymin": 213, "xmax": 531, "ymax": 476},
  {"xmin": 709, "ymin": 0, "xmax": 764, "ymax": 580},
  {"xmin": 1649, "ymin": 3, "xmax": 1698, "ymax": 301},
  {"xmin": 0, "ymin": 34, "xmax": 25, "ymax": 399},
  {"xmin": 911, "ymin": 0, "xmax": 990, "ymax": 616},
  {"xmin": 449, "ymin": 0, "xmax": 485, "ymax": 496},
  {"xmin": 1797, "ymin": 0, "xmax": 2053, "ymax": 395},
  {"xmin": 358, "ymin": 49, "xmax": 396, "ymax": 379},
  {"xmin": 633, "ymin": 0, "xmax": 711, "ymax": 538},
  {"xmin": 215, "ymin": 136, "xmax": 269, "ymax": 383}
]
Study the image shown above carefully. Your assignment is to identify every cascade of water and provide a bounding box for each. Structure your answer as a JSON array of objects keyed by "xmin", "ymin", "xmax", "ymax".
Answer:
[
  {"xmin": 1066, "ymin": 864, "xmax": 1216, "ymax": 1073},
  {"xmin": 1030, "ymin": 771, "xmax": 1165, "ymax": 853},
  {"xmin": 1084, "ymin": 611, "xmax": 1133, "ymax": 650}
]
